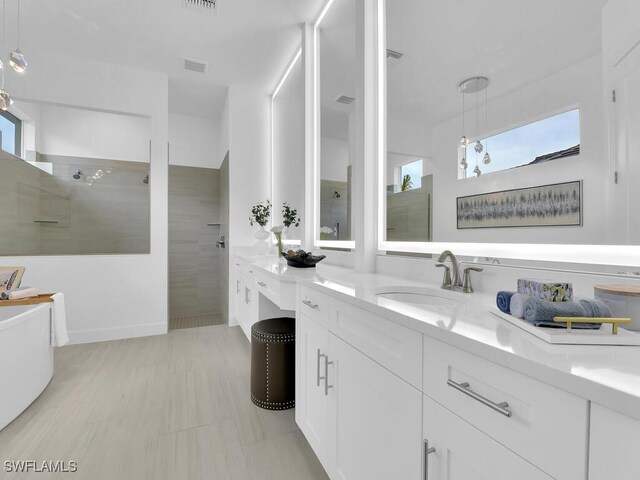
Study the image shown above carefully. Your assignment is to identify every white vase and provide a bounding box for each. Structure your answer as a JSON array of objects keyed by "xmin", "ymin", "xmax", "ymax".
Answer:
[{"xmin": 254, "ymin": 226, "xmax": 270, "ymax": 255}]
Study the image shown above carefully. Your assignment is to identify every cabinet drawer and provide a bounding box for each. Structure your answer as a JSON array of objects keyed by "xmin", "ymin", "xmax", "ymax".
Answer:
[
  {"xmin": 254, "ymin": 270, "xmax": 281, "ymax": 306},
  {"xmin": 424, "ymin": 336, "xmax": 587, "ymax": 480},
  {"xmin": 330, "ymin": 301, "xmax": 422, "ymax": 389},
  {"xmin": 299, "ymin": 285, "xmax": 330, "ymax": 326}
]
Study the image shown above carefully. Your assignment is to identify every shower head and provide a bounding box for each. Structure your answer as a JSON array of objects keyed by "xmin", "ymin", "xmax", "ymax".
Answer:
[{"xmin": 72, "ymin": 170, "xmax": 82, "ymax": 180}]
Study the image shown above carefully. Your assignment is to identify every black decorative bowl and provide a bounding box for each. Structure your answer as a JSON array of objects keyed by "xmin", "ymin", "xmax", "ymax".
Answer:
[{"xmin": 282, "ymin": 250, "xmax": 326, "ymax": 268}]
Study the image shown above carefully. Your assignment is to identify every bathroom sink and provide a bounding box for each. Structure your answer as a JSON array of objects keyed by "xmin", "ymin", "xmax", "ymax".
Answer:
[{"xmin": 375, "ymin": 288, "xmax": 463, "ymax": 307}]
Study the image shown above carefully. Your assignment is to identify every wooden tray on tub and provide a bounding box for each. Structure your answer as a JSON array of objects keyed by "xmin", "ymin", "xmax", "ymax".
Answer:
[{"xmin": 0, "ymin": 294, "xmax": 54, "ymax": 307}]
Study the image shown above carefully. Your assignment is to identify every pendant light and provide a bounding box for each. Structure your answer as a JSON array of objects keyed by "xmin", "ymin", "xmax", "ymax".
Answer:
[
  {"xmin": 483, "ymin": 84, "xmax": 492, "ymax": 165},
  {"xmin": 0, "ymin": 0, "xmax": 13, "ymax": 110},
  {"xmin": 9, "ymin": 0, "xmax": 27, "ymax": 73},
  {"xmin": 459, "ymin": 77, "xmax": 490, "ymax": 176},
  {"xmin": 460, "ymin": 87, "xmax": 468, "ymax": 148}
]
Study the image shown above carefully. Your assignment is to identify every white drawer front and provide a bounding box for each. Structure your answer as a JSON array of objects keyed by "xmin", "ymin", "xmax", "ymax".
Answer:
[
  {"xmin": 299, "ymin": 285, "xmax": 329, "ymax": 327},
  {"xmin": 329, "ymin": 301, "xmax": 422, "ymax": 389},
  {"xmin": 254, "ymin": 270, "xmax": 281, "ymax": 306},
  {"xmin": 424, "ymin": 336, "xmax": 587, "ymax": 480}
]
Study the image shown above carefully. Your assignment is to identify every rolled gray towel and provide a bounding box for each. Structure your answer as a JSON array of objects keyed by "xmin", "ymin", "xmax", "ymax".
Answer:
[
  {"xmin": 579, "ymin": 299, "xmax": 612, "ymax": 318},
  {"xmin": 509, "ymin": 293, "xmax": 527, "ymax": 319},
  {"xmin": 523, "ymin": 297, "xmax": 600, "ymax": 329}
]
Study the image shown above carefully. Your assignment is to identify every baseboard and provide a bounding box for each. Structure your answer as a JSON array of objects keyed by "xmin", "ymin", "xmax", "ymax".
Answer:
[{"xmin": 68, "ymin": 322, "xmax": 168, "ymax": 345}]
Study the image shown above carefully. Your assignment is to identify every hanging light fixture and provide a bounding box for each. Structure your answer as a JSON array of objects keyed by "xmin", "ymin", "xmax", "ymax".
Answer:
[
  {"xmin": 483, "ymin": 84, "xmax": 492, "ymax": 165},
  {"xmin": 459, "ymin": 83, "xmax": 468, "ymax": 148},
  {"xmin": 9, "ymin": 0, "xmax": 27, "ymax": 73},
  {"xmin": 459, "ymin": 77, "xmax": 489, "ymax": 177},
  {"xmin": 0, "ymin": 0, "xmax": 13, "ymax": 110}
]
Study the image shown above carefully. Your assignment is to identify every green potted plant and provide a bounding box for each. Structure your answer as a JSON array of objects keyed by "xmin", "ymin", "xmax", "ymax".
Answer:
[{"xmin": 249, "ymin": 200, "xmax": 271, "ymax": 254}]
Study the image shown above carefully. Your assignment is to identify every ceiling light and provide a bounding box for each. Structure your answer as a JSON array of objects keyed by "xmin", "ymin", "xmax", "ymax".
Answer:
[
  {"xmin": 10, "ymin": 50, "xmax": 27, "ymax": 73},
  {"xmin": 0, "ymin": 88, "xmax": 13, "ymax": 110},
  {"xmin": 459, "ymin": 76, "xmax": 490, "ymax": 176},
  {"xmin": 10, "ymin": 0, "xmax": 27, "ymax": 73}
]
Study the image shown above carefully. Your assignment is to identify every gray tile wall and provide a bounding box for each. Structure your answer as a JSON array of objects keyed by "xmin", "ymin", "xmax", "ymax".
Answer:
[{"xmin": 168, "ymin": 165, "xmax": 222, "ymax": 320}]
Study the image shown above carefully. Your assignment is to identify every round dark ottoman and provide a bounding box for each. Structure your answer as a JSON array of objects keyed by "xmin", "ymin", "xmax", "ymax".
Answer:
[{"xmin": 250, "ymin": 317, "xmax": 296, "ymax": 410}]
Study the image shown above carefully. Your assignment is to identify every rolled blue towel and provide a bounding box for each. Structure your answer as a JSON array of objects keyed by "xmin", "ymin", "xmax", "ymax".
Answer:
[
  {"xmin": 523, "ymin": 297, "xmax": 600, "ymax": 329},
  {"xmin": 509, "ymin": 293, "xmax": 527, "ymax": 319},
  {"xmin": 578, "ymin": 299, "xmax": 612, "ymax": 318},
  {"xmin": 496, "ymin": 291, "xmax": 515, "ymax": 314}
]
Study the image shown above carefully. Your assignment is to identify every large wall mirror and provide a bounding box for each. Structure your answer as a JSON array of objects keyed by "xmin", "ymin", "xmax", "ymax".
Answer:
[
  {"xmin": 315, "ymin": 0, "xmax": 356, "ymax": 245},
  {"xmin": 382, "ymin": 0, "xmax": 638, "ymax": 261},
  {"xmin": 273, "ymin": 49, "xmax": 304, "ymax": 245},
  {"xmin": 0, "ymin": 100, "xmax": 151, "ymax": 255}
]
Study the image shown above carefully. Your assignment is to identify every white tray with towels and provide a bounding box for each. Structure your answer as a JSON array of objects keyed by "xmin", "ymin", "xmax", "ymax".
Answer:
[{"xmin": 491, "ymin": 307, "xmax": 640, "ymax": 346}]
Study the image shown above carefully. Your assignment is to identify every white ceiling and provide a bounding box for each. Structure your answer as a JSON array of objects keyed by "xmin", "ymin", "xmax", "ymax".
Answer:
[
  {"xmin": 386, "ymin": 0, "xmax": 609, "ymax": 127},
  {"xmin": 17, "ymin": 0, "xmax": 326, "ymax": 119}
]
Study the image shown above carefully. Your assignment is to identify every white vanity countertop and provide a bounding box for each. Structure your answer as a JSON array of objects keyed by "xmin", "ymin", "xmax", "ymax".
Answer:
[
  {"xmin": 240, "ymin": 255, "xmax": 640, "ymax": 420},
  {"xmin": 236, "ymin": 253, "xmax": 320, "ymax": 283}
]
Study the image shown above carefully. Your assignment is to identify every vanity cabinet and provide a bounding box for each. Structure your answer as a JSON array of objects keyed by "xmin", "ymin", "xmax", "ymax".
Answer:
[
  {"xmin": 296, "ymin": 287, "xmax": 422, "ymax": 480},
  {"xmin": 424, "ymin": 337, "xmax": 588, "ymax": 480},
  {"xmin": 297, "ymin": 312, "xmax": 330, "ymax": 470},
  {"xmin": 234, "ymin": 261, "xmax": 256, "ymax": 339},
  {"xmin": 423, "ymin": 395, "xmax": 552, "ymax": 480},
  {"xmin": 297, "ymin": 284, "xmax": 593, "ymax": 480},
  {"xmin": 589, "ymin": 404, "xmax": 640, "ymax": 480}
]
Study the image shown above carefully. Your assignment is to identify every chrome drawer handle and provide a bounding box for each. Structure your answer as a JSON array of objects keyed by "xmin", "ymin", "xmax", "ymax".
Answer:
[
  {"xmin": 447, "ymin": 379, "xmax": 512, "ymax": 418},
  {"xmin": 258, "ymin": 281, "xmax": 267, "ymax": 288},
  {"xmin": 317, "ymin": 349, "xmax": 326, "ymax": 387},
  {"xmin": 236, "ymin": 280, "xmax": 240, "ymax": 293},
  {"xmin": 423, "ymin": 439, "xmax": 436, "ymax": 480},
  {"xmin": 303, "ymin": 300, "xmax": 319, "ymax": 310},
  {"xmin": 324, "ymin": 356, "xmax": 333, "ymax": 396}
]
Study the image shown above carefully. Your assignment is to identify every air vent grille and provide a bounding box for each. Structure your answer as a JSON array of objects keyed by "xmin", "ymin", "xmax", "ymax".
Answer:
[
  {"xmin": 335, "ymin": 95, "xmax": 355, "ymax": 105},
  {"xmin": 185, "ymin": 0, "xmax": 217, "ymax": 9},
  {"xmin": 184, "ymin": 58, "xmax": 208, "ymax": 73},
  {"xmin": 386, "ymin": 49, "xmax": 403, "ymax": 60}
]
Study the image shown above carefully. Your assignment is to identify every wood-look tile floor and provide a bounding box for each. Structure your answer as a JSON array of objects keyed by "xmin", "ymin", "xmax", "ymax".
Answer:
[{"xmin": 0, "ymin": 325, "xmax": 328, "ymax": 480}]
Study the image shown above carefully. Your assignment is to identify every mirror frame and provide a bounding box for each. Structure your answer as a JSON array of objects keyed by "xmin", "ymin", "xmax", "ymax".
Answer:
[
  {"xmin": 374, "ymin": 0, "xmax": 640, "ymax": 268},
  {"xmin": 312, "ymin": 0, "xmax": 356, "ymax": 250}
]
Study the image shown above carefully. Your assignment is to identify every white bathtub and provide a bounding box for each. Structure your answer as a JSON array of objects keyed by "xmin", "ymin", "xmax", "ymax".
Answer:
[{"xmin": 0, "ymin": 303, "xmax": 54, "ymax": 431}]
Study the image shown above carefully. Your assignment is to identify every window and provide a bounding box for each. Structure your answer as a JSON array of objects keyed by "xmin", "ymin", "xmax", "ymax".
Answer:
[
  {"xmin": 399, "ymin": 159, "xmax": 423, "ymax": 190},
  {"xmin": 461, "ymin": 109, "xmax": 580, "ymax": 179},
  {"xmin": 0, "ymin": 110, "xmax": 22, "ymax": 157}
]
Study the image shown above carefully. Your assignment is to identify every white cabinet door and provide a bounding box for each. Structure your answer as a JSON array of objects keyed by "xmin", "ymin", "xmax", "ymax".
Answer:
[
  {"xmin": 328, "ymin": 333, "xmax": 422, "ymax": 480},
  {"xmin": 423, "ymin": 395, "xmax": 552, "ymax": 480},
  {"xmin": 590, "ymin": 404, "xmax": 640, "ymax": 480},
  {"xmin": 296, "ymin": 314, "xmax": 331, "ymax": 470}
]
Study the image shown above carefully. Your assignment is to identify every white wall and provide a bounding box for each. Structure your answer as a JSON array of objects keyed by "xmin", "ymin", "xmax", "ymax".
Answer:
[
  {"xmin": 228, "ymin": 85, "xmax": 272, "ymax": 248},
  {"xmin": 168, "ymin": 113, "xmax": 221, "ymax": 168},
  {"xmin": 2, "ymin": 50, "xmax": 168, "ymax": 344},
  {"xmin": 33, "ymin": 105, "xmax": 151, "ymax": 162},
  {"xmin": 602, "ymin": 0, "xmax": 640, "ymax": 63},
  {"xmin": 321, "ymin": 136, "xmax": 349, "ymax": 182}
]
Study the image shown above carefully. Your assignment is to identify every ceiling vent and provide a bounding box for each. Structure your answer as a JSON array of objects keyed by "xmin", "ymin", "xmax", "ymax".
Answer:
[
  {"xmin": 335, "ymin": 94, "xmax": 355, "ymax": 105},
  {"xmin": 185, "ymin": 0, "xmax": 217, "ymax": 10},
  {"xmin": 386, "ymin": 49, "xmax": 403, "ymax": 60},
  {"xmin": 184, "ymin": 58, "xmax": 208, "ymax": 73}
]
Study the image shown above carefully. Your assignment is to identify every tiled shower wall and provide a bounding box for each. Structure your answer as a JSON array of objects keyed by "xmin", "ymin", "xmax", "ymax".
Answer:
[
  {"xmin": 0, "ymin": 152, "xmax": 150, "ymax": 256},
  {"xmin": 168, "ymin": 165, "xmax": 222, "ymax": 319}
]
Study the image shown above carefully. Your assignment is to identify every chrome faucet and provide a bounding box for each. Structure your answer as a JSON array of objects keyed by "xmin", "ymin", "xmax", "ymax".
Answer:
[
  {"xmin": 436, "ymin": 250, "xmax": 461, "ymax": 289},
  {"xmin": 436, "ymin": 250, "xmax": 483, "ymax": 293}
]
